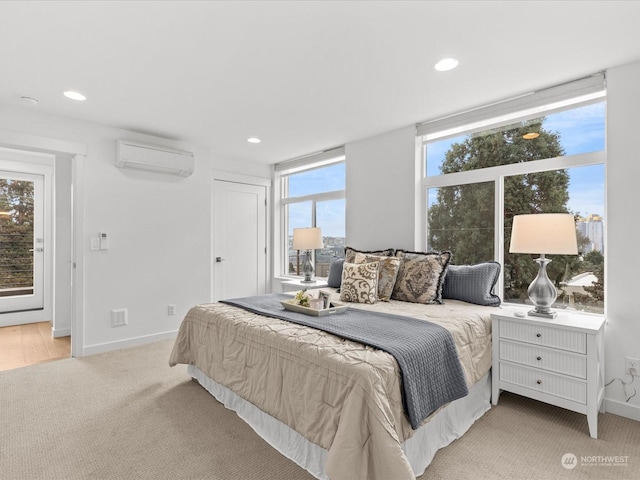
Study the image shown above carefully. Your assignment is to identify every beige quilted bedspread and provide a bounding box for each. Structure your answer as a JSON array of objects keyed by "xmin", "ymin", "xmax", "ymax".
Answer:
[{"xmin": 169, "ymin": 292, "xmax": 494, "ymax": 480}]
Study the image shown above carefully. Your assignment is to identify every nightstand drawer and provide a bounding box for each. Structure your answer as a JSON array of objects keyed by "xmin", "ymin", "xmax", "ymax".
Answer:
[
  {"xmin": 500, "ymin": 320, "xmax": 586, "ymax": 354},
  {"xmin": 499, "ymin": 340, "xmax": 587, "ymax": 379},
  {"xmin": 500, "ymin": 362, "xmax": 586, "ymax": 404}
]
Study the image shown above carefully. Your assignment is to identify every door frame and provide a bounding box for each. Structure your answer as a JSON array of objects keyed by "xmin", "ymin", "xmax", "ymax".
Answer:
[
  {"xmin": 0, "ymin": 162, "xmax": 51, "ymax": 317},
  {"xmin": 0, "ymin": 130, "xmax": 86, "ymax": 357},
  {"xmin": 212, "ymin": 170, "xmax": 272, "ymax": 301}
]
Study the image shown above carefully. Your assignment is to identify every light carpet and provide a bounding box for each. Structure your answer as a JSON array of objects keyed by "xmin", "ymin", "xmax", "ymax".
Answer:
[{"xmin": 1, "ymin": 339, "xmax": 638, "ymax": 480}]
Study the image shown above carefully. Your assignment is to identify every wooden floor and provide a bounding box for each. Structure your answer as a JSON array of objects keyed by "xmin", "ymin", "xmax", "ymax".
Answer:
[{"xmin": 0, "ymin": 321, "xmax": 70, "ymax": 372}]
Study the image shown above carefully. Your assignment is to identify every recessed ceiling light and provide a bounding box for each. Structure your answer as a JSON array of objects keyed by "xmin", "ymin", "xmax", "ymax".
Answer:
[
  {"xmin": 434, "ymin": 58, "xmax": 459, "ymax": 72},
  {"xmin": 64, "ymin": 91, "xmax": 86, "ymax": 101},
  {"xmin": 247, "ymin": 137, "xmax": 261, "ymax": 144},
  {"xmin": 20, "ymin": 96, "xmax": 39, "ymax": 106},
  {"xmin": 523, "ymin": 132, "xmax": 540, "ymax": 140}
]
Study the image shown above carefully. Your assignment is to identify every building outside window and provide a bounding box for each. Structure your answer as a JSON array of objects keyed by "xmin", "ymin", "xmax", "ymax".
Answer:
[
  {"xmin": 277, "ymin": 149, "xmax": 345, "ymax": 279},
  {"xmin": 420, "ymin": 75, "xmax": 606, "ymax": 313}
]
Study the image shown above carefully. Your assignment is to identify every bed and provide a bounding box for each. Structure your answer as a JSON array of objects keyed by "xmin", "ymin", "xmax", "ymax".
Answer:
[{"xmin": 169, "ymin": 286, "xmax": 497, "ymax": 479}]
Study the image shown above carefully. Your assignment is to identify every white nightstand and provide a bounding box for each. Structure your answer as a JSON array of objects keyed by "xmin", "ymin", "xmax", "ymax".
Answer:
[
  {"xmin": 281, "ymin": 278, "xmax": 329, "ymax": 292},
  {"xmin": 491, "ymin": 307, "xmax": 605, "ymax": 438}
]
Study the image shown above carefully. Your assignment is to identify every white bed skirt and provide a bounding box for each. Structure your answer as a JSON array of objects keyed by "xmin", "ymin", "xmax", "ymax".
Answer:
[{"xmin": 188, "ymin": 365, "xmax": 491, "ymax": 479}]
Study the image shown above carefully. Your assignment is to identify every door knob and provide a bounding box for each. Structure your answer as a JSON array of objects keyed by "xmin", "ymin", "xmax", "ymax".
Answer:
[{"xmin": 216, "ymin": 257, "xmax": 225, "ymax": 262}]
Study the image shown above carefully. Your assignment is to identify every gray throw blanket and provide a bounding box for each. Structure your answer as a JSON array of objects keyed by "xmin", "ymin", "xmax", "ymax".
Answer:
[{"xmin": 220, "ymin": 293, "xmax": 469, "ymax": 429}]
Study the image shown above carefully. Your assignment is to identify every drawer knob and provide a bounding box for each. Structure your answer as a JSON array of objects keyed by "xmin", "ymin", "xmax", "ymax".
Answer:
[
  {"xmin": 536, "ymin": 356, "xmax": 542, "ymax": 361},
  {"xmin": 536, "ymin": 379, "xmax": 542, "ymax": 385},
  {"xmin": 536, "ymin": 333, "xmax": 542, "ymax": 338}
]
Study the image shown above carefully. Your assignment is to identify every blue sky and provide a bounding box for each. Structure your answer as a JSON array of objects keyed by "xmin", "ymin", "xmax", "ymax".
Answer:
[{"xmin": 287, "ymin": 163, "xmax": 345, "ymax": 238}]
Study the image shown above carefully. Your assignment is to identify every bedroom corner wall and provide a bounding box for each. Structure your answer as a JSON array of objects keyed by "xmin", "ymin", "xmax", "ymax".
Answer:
[
  {"xmin": 0, "ymin": 105, "xmax": 270, "ymax": 356},
  {"xmin": 602, "ymin": 59, "xmax": 640, "ymax": 420},
  {"xmin": 345, "ymin": 125, "xmax": 417, "ymax": 251}
]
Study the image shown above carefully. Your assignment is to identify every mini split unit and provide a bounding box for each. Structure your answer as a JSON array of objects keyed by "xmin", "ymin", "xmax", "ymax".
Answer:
[{"xmin": 115, "ymin": 140, "xmax": 194, "ymax": 177}]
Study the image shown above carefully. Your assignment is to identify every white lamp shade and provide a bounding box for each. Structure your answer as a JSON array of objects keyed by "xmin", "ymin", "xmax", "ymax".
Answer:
[
  {"xmin": 509, "ymin": 213, "xmax": 578, "ymax": 255},
  {"xmin": 293, "ymin": 227, "xmax": 323, "ymax": 250}
]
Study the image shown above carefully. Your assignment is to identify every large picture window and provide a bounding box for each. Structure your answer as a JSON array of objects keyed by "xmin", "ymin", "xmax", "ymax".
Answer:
[
  {"xmin": 421, "ymin": 77, "xmax": 606, "ymax": 314},
  {"xmin": 277, "ymin": 151, "xmax": 345, "ymax": 279}
]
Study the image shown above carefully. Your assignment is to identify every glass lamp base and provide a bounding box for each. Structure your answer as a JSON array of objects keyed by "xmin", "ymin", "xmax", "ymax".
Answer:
[{"xmin": 528, "ymin": 309, "xmax": 557, "ymax": 319}]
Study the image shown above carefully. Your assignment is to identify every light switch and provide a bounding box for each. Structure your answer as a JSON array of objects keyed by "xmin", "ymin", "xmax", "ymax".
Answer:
[{"xmin": 90, "ymin": 237, "xmax": 100, "ymax": 251}]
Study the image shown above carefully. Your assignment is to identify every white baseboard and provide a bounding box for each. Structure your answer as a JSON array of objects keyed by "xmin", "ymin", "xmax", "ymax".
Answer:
[
  {"xmin": 604, "ymin": 398, "xmax": 640, "ymax": 422},
  {"xmin": 82, "ymin": 330, "xmax": 178, "ymax": 356},
  {"xmin": 52, "ymin": 326, "xmax": 71, "ymax": 338},
  {"xmin": 0, "ymin": 308, "xmax": 53, "ymax": 327}
]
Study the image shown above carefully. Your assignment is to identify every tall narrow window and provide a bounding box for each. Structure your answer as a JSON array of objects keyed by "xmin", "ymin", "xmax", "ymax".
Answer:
[{"xmin": 277, "ymin": 149, "xmax": 346, "ymax": 279}]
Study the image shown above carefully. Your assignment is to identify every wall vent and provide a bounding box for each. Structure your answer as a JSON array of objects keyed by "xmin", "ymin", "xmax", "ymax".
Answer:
[{"xmin": 111, "ymin": 308, "xmax": 128, "ymax": 327}]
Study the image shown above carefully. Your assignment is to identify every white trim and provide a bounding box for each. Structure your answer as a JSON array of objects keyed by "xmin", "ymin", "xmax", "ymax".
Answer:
[
  {"xmin": 0, "ymin": 310, "xmax": 47, "ymax": 327},
  {"xmin": 415, "ymin": 135, "xmax": 426, "ymax": 251},
  {"xmin": 604, "ymin": 397, "xmax": 640, "ymax": 422},
  {"xmin": 0, "ymin": 130, "xmax": 86, "ymax": 156},
  {"xmin": 423, "ymin": 151, "xmax": 605, "ymax": 189},
  {"xmin": 82, "ymin": 330, "xmax": 178, "ymax": 356},
  {"xmin": 71, "ymin": 154, "xmax": 85, "ymax": 358},
  {"xmin": 280, "ymin": 189, "xmax": 345, "ymax": 205},
  {"xmin": 416, "ymin": 73, "xmax": 606, "ymax": 139},
  {"xmin": 212, "ymin": 170, "xmax": 272, "ymax": 187},
  {"xmin": 275, "ymin": 146, "xmax": 345, "ymax": 174},
  {"xmin": 52, "ymin": 326, "xmax": 71, "ymax": 338}
]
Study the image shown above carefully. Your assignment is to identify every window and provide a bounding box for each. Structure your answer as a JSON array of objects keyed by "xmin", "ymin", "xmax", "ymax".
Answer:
[
  {"xmin": 277, "ymin": 149, "xmax": 346, "ymax": 279},
  {"xmin": 421, "ymin": 75, "xmax": 606, "ymax": 314}
]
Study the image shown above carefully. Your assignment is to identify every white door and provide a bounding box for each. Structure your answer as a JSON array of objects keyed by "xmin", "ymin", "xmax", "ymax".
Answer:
[
  {"xmin": 0, "ymin": 170, "xmax": 45, "ymax": 312},
  {"xmin": 214, "ymin": 180, "xmax": 267, "ymax": 301}
]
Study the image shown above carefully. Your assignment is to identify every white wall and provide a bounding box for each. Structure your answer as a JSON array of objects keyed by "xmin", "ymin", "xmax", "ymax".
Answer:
[
  {"xmin": 345, "ymin": 125, "xmax": 418, "ymax": 250},
  {"xmin": 0, "ymin": 105, "xmax": 270, "ymax": 354},
  {"xmin": 344, "ymin": 60, "xmax": 640, "ymax": 420},
  {"xmin": 602, "ymin": 60, "xmax": 640, "ymax": 419}
]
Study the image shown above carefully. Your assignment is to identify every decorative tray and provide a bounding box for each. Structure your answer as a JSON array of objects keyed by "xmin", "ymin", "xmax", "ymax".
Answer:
[{"xmin": 280, "ymin": 299, "xmax": 348, "ymax": 317}]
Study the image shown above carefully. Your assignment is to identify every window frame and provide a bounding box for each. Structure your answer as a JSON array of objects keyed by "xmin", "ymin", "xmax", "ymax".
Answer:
[
  {"xmin": 420, "ymin": 95, "xmax": 606, "ymax": 306},
  {"xmin": 275, "ymin": 153, "xmax": 345, "ymax": 280}
]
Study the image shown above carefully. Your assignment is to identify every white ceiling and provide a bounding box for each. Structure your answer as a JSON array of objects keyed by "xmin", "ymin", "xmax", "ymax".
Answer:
[{"xmin": 2, "ymin": 1, "xmax": 640, "ymax": 165}]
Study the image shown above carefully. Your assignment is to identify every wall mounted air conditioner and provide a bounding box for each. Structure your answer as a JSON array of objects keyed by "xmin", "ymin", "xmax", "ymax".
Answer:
[{"xmin": 115, "ymin": 140, "xmax": 194, "ymax": 177}]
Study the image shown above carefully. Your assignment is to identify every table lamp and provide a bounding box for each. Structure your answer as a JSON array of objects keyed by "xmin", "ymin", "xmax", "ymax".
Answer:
[
  {"xmin": 509, "ymin": 213, "xmax": 578, "ymax": 318},
  {"xmin": 292, "ymin": 227, "xmax": 323, "ymax": 283}
]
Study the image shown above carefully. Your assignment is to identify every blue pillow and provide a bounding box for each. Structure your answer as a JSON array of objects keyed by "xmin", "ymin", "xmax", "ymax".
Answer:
[
  {"xmin": 327, "ymin": 259, "xmax": 344, "ymax": 288},
  {"xmin": 442, "ymin": 262, "xmax": 501, "ymax": 306}
]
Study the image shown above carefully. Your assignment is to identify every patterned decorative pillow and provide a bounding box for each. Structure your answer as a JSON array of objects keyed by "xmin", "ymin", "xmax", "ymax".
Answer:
[
  {"xmin": 340, "ymin": 261, "xmax": 380, "ymax": 304},
  {"xmin": 344, "ymin": 246, "xmax": 395, "ymax": 264},
  {"xmin": 442, "ymin": 262, "xmax": 501, "ymax": 306},
  {"xmin": 354, "ymin": 252, "xmax": 401, "ymax": 302},
  {"xmin": 391, "ymin": 250, "xmax": 452, "ymax": 304}
]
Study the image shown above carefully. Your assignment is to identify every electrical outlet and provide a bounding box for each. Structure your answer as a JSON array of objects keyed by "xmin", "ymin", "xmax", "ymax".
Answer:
[
  {"xmin": 168, "ymin": 304, "xmax": 176, "ymax": 316},
  {"xmin": 625, "ymin": 357, "xmax": 639, "ymax": 374}
]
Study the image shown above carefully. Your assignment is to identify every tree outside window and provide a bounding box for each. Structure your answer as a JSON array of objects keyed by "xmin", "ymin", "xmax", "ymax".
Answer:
[{"xmin": 426, "ymin": 104, "xmax": 605, "ymax": 314}]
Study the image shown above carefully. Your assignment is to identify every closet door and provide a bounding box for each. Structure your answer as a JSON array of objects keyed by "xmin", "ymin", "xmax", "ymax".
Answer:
[{"xmin": 213, "ymin": 180, "xmax": 267, "ymax": 301}]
